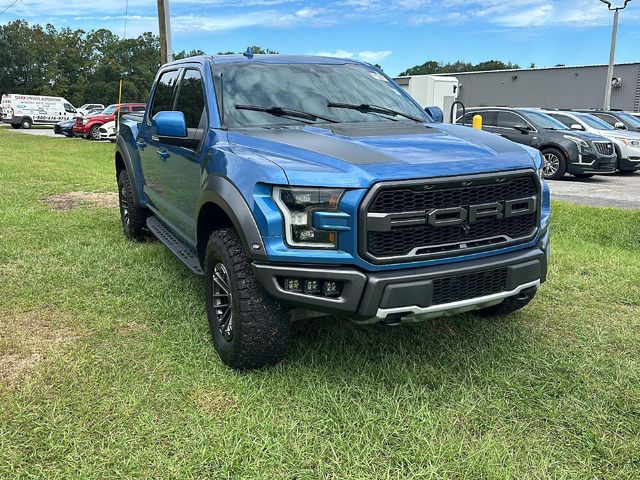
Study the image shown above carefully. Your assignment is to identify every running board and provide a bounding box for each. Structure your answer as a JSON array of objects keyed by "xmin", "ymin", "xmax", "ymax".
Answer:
[{"xmin": 146, "ymin": 216, "xmax": 203, "ymax": 277}]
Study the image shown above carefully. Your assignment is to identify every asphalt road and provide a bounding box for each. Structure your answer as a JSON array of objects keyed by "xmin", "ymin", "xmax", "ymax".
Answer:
[{"xmin": 547, "ymin": 174, "xmax": 640, "ymax": 210}]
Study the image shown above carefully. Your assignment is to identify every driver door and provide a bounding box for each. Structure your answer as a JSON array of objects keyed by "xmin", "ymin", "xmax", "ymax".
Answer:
[{"xmin": 496, "ymin": 111, "xmax": 535, "ymax": 147}]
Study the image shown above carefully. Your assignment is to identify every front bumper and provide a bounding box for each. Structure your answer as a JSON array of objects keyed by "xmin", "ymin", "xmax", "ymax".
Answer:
[
  {"xmin": 619, "ymin": 156, "xmax": 640, "ymax": 171},
  {"xmin": 73, "ymin": 124, "xmax": 90, "ymax": 134},
  {"xmin": 252, "ymin": 233, "xmax": 549, "ymax": 322},
  {"xmin": 568, "ymin": 153, "xmax": 616, "ymax": 175}
]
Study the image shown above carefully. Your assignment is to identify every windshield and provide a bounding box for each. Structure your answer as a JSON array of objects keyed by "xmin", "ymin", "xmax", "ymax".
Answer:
[
  {"xmin": 617, "ymin": 113, "xmax": 640, "ymax": 128},
  {"xmin": 102, "ymin": 105, "xmax": 117, "ymax": 115},
  {"xmin": 215, "ymin": 62, "xmax": 427, "ymax": 128},
  {"xmin": 575, "ymin": 113, "xmax": 615, "ymax": 130},
  {"xmin": 519, "ymin": 110, "xmax": 568, "ymax": 130}
]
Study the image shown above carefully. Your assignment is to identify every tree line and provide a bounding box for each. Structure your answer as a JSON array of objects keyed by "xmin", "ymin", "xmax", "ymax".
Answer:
[
  {"xmin": 0, "ymin": 20, "xmax": 277, "ymax": 107},
  {"xmin": 399, "ymin": 60, "xmax": 521, "ymax": 77}
]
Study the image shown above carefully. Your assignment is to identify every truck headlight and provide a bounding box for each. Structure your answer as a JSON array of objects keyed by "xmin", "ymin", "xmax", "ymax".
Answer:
[
  {"xmin": 563, "ymin": 135, "xmax": 589, "ymax": 151},
  {"xmin": 273, "ymin": 187, "xmax": 344, "ymax": 249}
]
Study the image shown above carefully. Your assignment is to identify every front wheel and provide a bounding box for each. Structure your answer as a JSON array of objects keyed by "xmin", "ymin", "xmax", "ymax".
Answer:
[
  {"xmin": 204, "ymin": 228, "xmax": 290, "ymax": 370},
  {"xmin": 541, "ymin": 148, "xmax": 567, "ymax": 180},
  {"xmin": 89, "ymin": 125, "xmax": 101, "ymax": 140},
  {"xmin": 20, "ymin": 118, "xmax": 32, "ymax": 129}
]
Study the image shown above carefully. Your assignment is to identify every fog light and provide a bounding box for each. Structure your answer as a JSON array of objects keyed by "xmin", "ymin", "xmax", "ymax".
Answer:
[
  {"xmin": 285, "ymin": 278, "xmax": 302, "ymax": 293},
  {"xmin": 304, "ymin": 279, "xmax": 321, "ymax": 295},
  {"xmin": 322, "ymin": 281, "xmax": 340, "ymax": 297}
]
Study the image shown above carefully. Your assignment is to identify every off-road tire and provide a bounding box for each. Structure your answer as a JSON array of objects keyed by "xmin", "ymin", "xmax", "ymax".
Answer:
[
  {"xmin": 476, "ymin": 287, "xmax": 537, "ymax": 317},
  {"xmin": 204, "ymin": 228, "xmax": 290, "ymax": 370},
  {"xmin": 89, "ymin": 124, "xmax": 101, "ymax": 140},
  {"xmin": 541, "ymin": 147, "xmax": 567, "ymax": 180},
  {"xmin": 117, "ymin": 169, "xmax": 148, "ymax": 241},
  {"xmin": 20, "ymin": 117, "xmax": 32, "ymax": 129}
]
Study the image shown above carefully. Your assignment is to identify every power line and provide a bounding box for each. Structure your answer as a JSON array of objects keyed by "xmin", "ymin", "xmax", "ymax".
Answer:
[{"xmin": 0, "ymin": 0, "xmax": 20, "ymax": 17}]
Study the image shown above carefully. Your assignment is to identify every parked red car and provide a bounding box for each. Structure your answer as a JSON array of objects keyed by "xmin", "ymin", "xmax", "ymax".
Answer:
[{"xmin": 73, "ymin": 103, "xmax": 145, "ymax": 140}]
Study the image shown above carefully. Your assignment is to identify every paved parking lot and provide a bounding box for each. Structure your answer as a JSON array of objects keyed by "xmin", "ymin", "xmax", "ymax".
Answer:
[
  {"xmin": 0, "ymin": 125, "xmax": 61, "ymax": 137},
  {"xmin": 547, "ymin": 174, "xmax": 640, "ymax": 210}
]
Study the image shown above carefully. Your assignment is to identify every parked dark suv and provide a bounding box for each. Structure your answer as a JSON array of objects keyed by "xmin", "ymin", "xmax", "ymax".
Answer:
[
  {"xmin": 458, "ymin": 108, "xmax": 617, "ymax": 179},
  {"xmin": 575, "ymin": 109, "xmax": 640, "ymax": 133}
]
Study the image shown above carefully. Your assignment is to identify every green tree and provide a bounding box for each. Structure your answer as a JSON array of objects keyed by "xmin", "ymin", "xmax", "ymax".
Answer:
[
  {"xmin": 0, "ymin": 19, "xmax": 280, "ymax": 107},
  {"xmin": 399, "ymin": 59, "xmax": 520, "ymax": 76}
]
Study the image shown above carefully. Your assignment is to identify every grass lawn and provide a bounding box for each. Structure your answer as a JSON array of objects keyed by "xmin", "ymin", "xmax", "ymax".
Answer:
[{"xmin": 1, "ymin": 129, "xmax": 639, "ymax": 479}]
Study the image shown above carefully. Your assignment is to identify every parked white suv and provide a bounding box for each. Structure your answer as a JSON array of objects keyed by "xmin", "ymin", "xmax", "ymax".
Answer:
[
  {"xmin": 544, "ymin": 110, "xmax": 640, "ymax": 173},
  {"xmin": 76, "ymin": 104, "xmax": 105, "ymax": 116}
]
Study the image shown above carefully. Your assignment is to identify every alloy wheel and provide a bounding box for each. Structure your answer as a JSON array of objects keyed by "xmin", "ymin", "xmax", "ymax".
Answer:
[
  {"xmin": 119, "ymin": 185, "xmax": 130, "ymax": 230},
  {"xmin": 212, "ymin": 263, "xmax": 233, "ymax": 341},
  {"xmin": 543, "ymin": 153, "xmax": 560, "ymax": 177}
]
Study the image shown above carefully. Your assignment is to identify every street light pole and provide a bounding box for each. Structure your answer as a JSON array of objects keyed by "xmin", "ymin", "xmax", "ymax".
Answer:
[
  {"xmin": 600, "ymin": 0, "xmax": 632, "ymax": 110},
  {"xmin": 157, "ymin": 0, "xmax": 174, "ymax": 64}
]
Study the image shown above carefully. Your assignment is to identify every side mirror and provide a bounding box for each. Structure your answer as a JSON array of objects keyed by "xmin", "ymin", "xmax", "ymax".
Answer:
[
  {"xmin": 570, "ymin": 123, "xmax": 584, "ymax": 131},
  {"xmin": 152, "ymin": 111, "xmax": 187, "ymax": 138},
  {"xmin": 614, "ymin": 121, "xmax": 626, "ymax": 130},
  {"xmin": 425, "ymin": 106, "xmax": 444, "ymax": 123},
  {"xmin": 514, "ymin": 123, "xmax": 530, "ymax": 134}
]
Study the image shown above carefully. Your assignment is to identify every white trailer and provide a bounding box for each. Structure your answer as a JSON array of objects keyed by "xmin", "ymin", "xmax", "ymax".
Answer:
[
  {"xmin": 393, "ymin": 75, "xmax": 459, "ymax": 122},
  {"xmin": 1, "ymin": 94, "xmax": 78, "ymax": 129}
]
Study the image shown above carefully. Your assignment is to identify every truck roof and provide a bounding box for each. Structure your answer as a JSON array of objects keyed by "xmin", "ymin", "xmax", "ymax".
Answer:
[{"xmin": 165, "ymin": 54, "xmax": 366, "ymax": 67}]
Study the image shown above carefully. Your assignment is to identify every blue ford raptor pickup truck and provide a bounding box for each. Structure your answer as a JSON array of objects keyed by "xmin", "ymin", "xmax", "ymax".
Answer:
[{"xmin": 116, "ymin": 54, "xmax": 551, "ymax": 369}]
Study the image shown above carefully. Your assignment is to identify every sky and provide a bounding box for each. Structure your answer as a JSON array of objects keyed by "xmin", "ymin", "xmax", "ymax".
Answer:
[{"xmin": 1, "ymin": 0, "xmax": 640, "ymax": 76}]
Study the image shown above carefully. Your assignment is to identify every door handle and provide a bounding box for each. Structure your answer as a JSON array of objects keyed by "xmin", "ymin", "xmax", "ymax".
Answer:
[
  {"xmin": 157, "ymin": 149, "xmax": 170, "ymax": 161},
  {"xmin": 136, "ymin": 140, "xmax": 147, "ymax": 150}
]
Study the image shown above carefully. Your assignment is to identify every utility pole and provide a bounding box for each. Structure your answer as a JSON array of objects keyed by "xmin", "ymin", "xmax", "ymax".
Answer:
[
  {"xmin": 600, "ymin": 0, "xmax": 632, "ymax": 110},
  {"xmin": 157, "ymin": 0, "xmax": 174, "ymax": 64}
]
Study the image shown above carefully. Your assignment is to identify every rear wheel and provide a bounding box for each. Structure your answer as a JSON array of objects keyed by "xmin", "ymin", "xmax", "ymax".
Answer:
[
  {"xmin": 476, "ymin": 287, "xmax": 537, "ymax": 317},
  {"xmin": 20, "ymin": 118, "xmax": 32, "ymax": 129},
  {"xmin": 117, "ymin": 169, "xmax": 148, "ymax": 241},
  {"xmin": 541, "ymin": 148, "xmax": 567, "ymax": 180},
  {"xmin": 204, "ymin": 228, "xmax": 290, "ymax": 370}
]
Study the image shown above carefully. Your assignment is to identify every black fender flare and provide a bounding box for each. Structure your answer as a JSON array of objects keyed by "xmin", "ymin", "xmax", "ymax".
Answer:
[
  {"xmin": 115, "ymin": 137, "xmax": 142, "ymax": 206},
  {"xmin": 197, "ymin": 176, "xmax": 268, "ymax": 261}
]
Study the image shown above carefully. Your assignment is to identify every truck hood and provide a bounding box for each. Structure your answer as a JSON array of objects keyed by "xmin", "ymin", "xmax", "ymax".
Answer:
[{"xmin": 227, "ymin": 122, "xmax": 539, "ymax": 188}]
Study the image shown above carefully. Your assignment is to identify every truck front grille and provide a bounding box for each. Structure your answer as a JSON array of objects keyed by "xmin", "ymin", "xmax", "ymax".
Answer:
[
  {"xmin": 432, "ymin": 268, "xmax": 508, "ymax": 305},
  {"xmin": 593, "ymin": 141, "xmax": 614, "ymax": 156},
  {"xmin": 360, "ymin": 171, "xmax": 540, "ymax": 264}
]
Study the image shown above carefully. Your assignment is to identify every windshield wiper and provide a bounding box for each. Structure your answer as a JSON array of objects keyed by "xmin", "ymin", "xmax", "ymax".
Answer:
[
  {"xmin": 235, "ymin": 104, "xmax": 339, "ymax": 124},
  {"xmin": 327, "ymin": 102, "xmax": 424, "ymax": 123}
]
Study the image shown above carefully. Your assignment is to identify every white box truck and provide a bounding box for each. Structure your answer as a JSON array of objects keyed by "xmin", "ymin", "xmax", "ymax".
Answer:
[
  {"xmin": 1, "ymin": 94, "xmax": 78, "ymax": 129},
  {"xmin": 393, "ymin": 75, "xmax": 459, "ymax": 123}
]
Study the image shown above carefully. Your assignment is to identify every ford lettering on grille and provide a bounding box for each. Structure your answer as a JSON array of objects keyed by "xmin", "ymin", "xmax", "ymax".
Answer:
[{"xmin": 360, "ymin": 172, "xmax": 540, "ymax": 264}]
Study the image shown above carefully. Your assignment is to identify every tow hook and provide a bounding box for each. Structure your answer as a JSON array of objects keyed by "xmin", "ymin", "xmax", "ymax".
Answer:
[
  {"xmin": 514, "ymin": 290, "xmax": 532, "ymax": 302},
  {"xmin": 380, "ymin": 314, "xmax": 402, "ymax": 327}
]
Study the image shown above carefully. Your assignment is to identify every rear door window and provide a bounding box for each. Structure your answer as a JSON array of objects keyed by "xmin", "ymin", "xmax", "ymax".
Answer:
[{"xmin": 473, "ymin": 110, "xmax": 498, "ymax": 127}]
